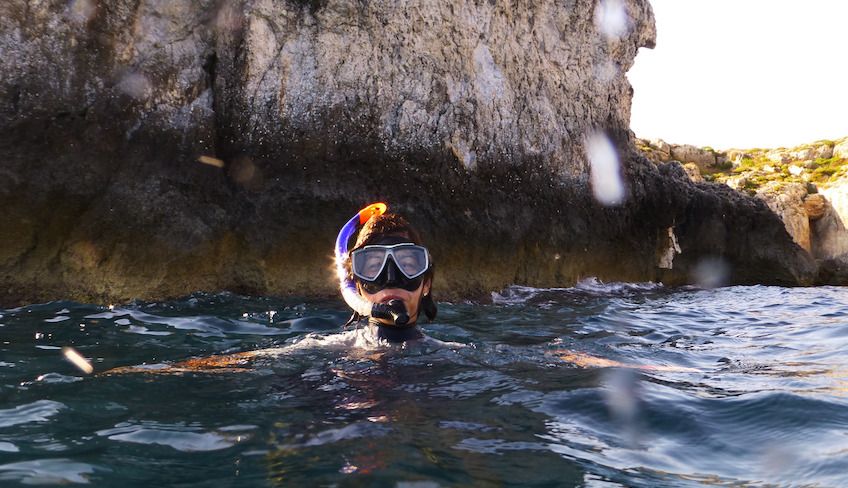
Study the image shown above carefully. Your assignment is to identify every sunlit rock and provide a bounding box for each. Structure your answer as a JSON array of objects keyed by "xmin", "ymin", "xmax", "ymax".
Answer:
[
  {"xmin": 813, "ymin": 178, "xmax": 848, "ymax": 261},
  {"xmin": 635, "ymin": 137, "xmax": 671, "ymax": 162},
  {"xmin": 804, "ymin": 193, "xmax": 827, "ymax": 221},
  {"xmin": 834, "ymin": 138, "xmax": 848, "ymax": 159},
  {"xmin": 670, "ymin": 144, "xmax": 716, "ymax": 169},
  {"xmin": 790, "ymin": 147, "xmax": 817, "ymax": 161},
  {"xmin": 656, "ymin": 226, "xmax": 681, "ymax": 269},
  {"xmin": 814, "ymin": 144, "xmax": 834, "ymax": 160},
  {"xmin": 765, "ymin": 150, "xmax": 791, "ymax": 164},
  {"xmin": 649, "ymin": 138, "xmax": 672, "ymax": 159},
  {"xmin": 682, "ymin": 163, "xmax": 703, "ymax": 183},
  {"xmin": 725, "ymin": 175, "xmax": 748, "ymax": 191},
  {"xmin": 788, "ymin": 164, "xmax": 804, "ymax": 176},
  {"xmin": 756, "ymin": 182, "xmax": 811, "ymax": 253}
]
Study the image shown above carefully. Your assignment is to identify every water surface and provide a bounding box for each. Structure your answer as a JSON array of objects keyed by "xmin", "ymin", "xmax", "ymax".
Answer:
[{"xmin": 1, "ymin": 281, "xmax": 847, "ymax": 486}]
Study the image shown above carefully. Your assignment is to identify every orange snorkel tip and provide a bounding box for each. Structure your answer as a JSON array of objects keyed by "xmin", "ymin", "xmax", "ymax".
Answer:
[{"xmin": 358, "ymin": 202, "xmax": 388, "ymax": 225}]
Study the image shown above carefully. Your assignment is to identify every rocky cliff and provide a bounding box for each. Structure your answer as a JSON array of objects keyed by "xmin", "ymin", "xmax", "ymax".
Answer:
[
  {"xmin": 0, "ymin": 0, "xmax": 817, "ymax": 306},
  {"xmin": 637, "ymin": 136, "xmax": 848, "ymax": 283}
]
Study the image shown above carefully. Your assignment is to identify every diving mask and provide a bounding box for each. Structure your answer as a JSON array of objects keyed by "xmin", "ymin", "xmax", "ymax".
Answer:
[{"xmin": 352, "ymin": 243, "xmax": 430, "ymax": 292}]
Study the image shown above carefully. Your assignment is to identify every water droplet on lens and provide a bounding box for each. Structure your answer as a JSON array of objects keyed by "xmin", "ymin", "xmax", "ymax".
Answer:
[
  {"xmin": 67, "ymin": 0, "xmax": 96, "ymax": 24},
  {"xmin": 692, "ymin": 257, "xmax": 730, "ymax": 289},
  {"xmin": 585, "ymin": 130, "xmax": 625, "ymax": 206},
  {"xmin": 603, "ymin": 368, "xmax": 642, "ymax": 447},
  {"xmin": 594, "ymin": 0, "xmax": 630, "ymax": 41},
  {"xmin": 116, "ymin": 73, "xmax": 152, "ymax": 101}
]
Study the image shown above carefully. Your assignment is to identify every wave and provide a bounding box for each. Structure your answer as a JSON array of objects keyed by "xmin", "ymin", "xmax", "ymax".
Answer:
[{"xmin": 492, "ymin": 278, "xmax": 664, "ymax": 305}]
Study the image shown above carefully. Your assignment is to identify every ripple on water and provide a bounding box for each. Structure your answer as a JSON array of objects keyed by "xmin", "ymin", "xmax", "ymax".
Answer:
[
  {"xmin": 426, "ymin": 370, "xmax": 523, "ymax": 400},
  {"xmin": 0, "ymin": 459, "xmax": 99, "ymax": 485},
  {"xmin": 0, "ymin": 400, "xmax": 66, "ymax": 428},
  {"xmin": 0, "ymin": 442, "xmax": 19, "ymax": 452},
  {"xmin": 301, "ymin": 422, "xmax": 389, "ymax": 447},
  {"xmin": 95, "ymin": 421, "xmax": 246, "ymax": 452}
]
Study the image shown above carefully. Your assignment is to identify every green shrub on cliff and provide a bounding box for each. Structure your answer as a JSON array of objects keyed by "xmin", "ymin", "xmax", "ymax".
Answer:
[
  {"xmin": 637, "ymin": 137, "xmax": 848, "ymax": 192},
  {"xmin": 810, "ymin": 157, "xmax": 848, "ymax": 182},
  {"xmin": 711, "ymin": 152, "xmax": 846, "ymax": 192}
]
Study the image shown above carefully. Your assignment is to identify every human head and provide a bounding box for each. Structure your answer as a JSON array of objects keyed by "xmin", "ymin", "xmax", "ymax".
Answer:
[{"xmin": 348, "ymin": 213, "xmax": 436, "ymax": 325}]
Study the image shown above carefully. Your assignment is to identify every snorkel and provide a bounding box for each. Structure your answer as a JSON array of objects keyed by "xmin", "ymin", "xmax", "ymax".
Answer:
[{"xmin": 335, "ymin": 203, "xmax": 410, "ymax": 326}]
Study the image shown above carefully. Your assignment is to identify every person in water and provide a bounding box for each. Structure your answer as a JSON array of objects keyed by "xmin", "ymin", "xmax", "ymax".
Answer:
[
  {"xmin": 338, "ymin": 209, "xmax": 438, "ymax": 343},
  {"xmin": 105, "ymin": 203, "xmax": 444, "ymax": 374}
]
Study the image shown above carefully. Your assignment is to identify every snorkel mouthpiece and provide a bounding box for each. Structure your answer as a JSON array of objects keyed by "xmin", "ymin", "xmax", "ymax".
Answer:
[{"xmin": 371, "ymin": 299, "xmax": 410, "ymax": 326}]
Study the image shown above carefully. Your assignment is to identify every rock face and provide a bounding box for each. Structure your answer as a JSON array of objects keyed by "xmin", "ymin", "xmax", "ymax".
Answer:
[
  {"xmin": 804, "ymin": 193, "xmax": 827, "ymax": 220},
  {"xmin": 638, "ymin": 136, "xmax": 848, "ymax": 282},
  {"xmin": 835, "ymin": 140, "xmax": 848, "ymax": 159},
  {"xmin": 0, "ymin": 0, "xmax": 818, "ymax": 305},
  {"xmin": 670, "ymin": 144, "xmax": 717, "ymax": 169},
  {"xmin": 813, "ymin": 180, "xmax": 848, "ymax": 261},
  {"xmin": 756, "ymin": 182, "xmax": 811, "ymax": 252}
]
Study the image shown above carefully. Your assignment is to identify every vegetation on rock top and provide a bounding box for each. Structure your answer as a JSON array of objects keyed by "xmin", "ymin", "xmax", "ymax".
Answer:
[{"xmin": 636, "ymin": 136, "xmax": 848, "ymax": 195}]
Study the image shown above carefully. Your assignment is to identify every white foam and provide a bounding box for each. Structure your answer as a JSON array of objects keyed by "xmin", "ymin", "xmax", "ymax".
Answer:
[
  {"xmin": 492, "ymin": 279, "xmax": 663, "ymax": 305},
  {"xmin": 573, "ymin": 277, "xmax": 663, "ymax": 295}
]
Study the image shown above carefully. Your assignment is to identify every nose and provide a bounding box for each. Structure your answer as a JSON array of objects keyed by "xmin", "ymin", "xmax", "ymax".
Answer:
[{"xmin": 384, "ymin": 257, "xmax": 401, "ymax": 285}]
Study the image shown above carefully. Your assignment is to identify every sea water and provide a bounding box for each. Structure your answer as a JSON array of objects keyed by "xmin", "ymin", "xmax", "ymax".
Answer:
[{"xmin": 1, "ymin": 280, "xmax": 847, "ymax": 487}]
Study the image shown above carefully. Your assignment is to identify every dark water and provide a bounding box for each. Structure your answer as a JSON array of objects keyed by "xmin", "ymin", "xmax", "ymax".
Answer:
[{"xmin": 2, "ymin": 281, "xmax": 848, "ymax": 487}]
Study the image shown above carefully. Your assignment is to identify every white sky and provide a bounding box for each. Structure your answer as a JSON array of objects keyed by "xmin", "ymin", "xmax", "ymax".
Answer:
[{"xmin": 627, "ymin": 0, "xmax": 848, "ymax": 150}]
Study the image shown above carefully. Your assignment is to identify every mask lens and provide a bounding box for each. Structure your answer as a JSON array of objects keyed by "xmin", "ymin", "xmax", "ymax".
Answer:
[
  {"xmin": 352, "ymin": 248, "xmax": 387, "ymax": 281},
  {"xmin": 392, "ymin": 246, "xmax": 427, "ymax": 278}
]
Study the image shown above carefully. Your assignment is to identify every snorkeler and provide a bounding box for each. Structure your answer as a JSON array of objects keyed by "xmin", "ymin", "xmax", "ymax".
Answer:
[
  {"xmin": 104, "ymin": 203, "xmax": 446, "ymax": 374},
  {"xmin": 334, "ymin": 202, "xmax": 438, "ymax": 343}
]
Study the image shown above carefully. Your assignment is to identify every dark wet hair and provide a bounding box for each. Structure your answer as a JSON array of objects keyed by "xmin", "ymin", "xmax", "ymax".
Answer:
[{"xmin": 353, "ymin": 213, "xmax": 425, "ymax": 249}]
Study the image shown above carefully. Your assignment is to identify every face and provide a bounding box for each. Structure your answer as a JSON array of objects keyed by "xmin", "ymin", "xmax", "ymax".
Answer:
[{"xmin": 354, "ymin": 235, "xmax": 431, "ymax": 326}]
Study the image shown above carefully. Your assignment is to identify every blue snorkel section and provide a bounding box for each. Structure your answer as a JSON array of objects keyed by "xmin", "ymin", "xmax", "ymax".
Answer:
[
  {"xmin": 334, "ymin": 212, "xmax": 360, "ymax": 268},
  {"xmin": 335, "ymin": 203, "xmax": 410, "ymax": 326},
  {"xmin": 334, "ymin": 210, "xmax": 372, "ymax": 316}
]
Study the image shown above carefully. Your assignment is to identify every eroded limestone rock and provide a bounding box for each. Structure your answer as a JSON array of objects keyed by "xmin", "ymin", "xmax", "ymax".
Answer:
[
  {"xmin": 756, "ymin": 182, "xmax": 811, "ymax": 252},
  {"xmin": 670, "ymin": 144, "xmax": 717, "ymax": 169},
  {"xmin": 804, "ymin": 193, "xmax": 827, "ymax": 220},
  {"xmin": 682, "ymin": 163, "xmax": 704, "ymax": 183},
  {"xmin": 814, "ymin": 179, "xmax": 848, "ymax": 260},
  {"xmin": 0, "ymin": 0, "xmax": 819, "ymax": 304},
  {"xmin": 834, "ymin": 139, "xmax": 848, "ymax": 159}
]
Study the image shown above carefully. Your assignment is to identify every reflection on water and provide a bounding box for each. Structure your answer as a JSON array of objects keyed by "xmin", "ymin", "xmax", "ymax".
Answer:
[{"xmin": 1, "ymin": 284, "xmax": 848, "ymax": 486}]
